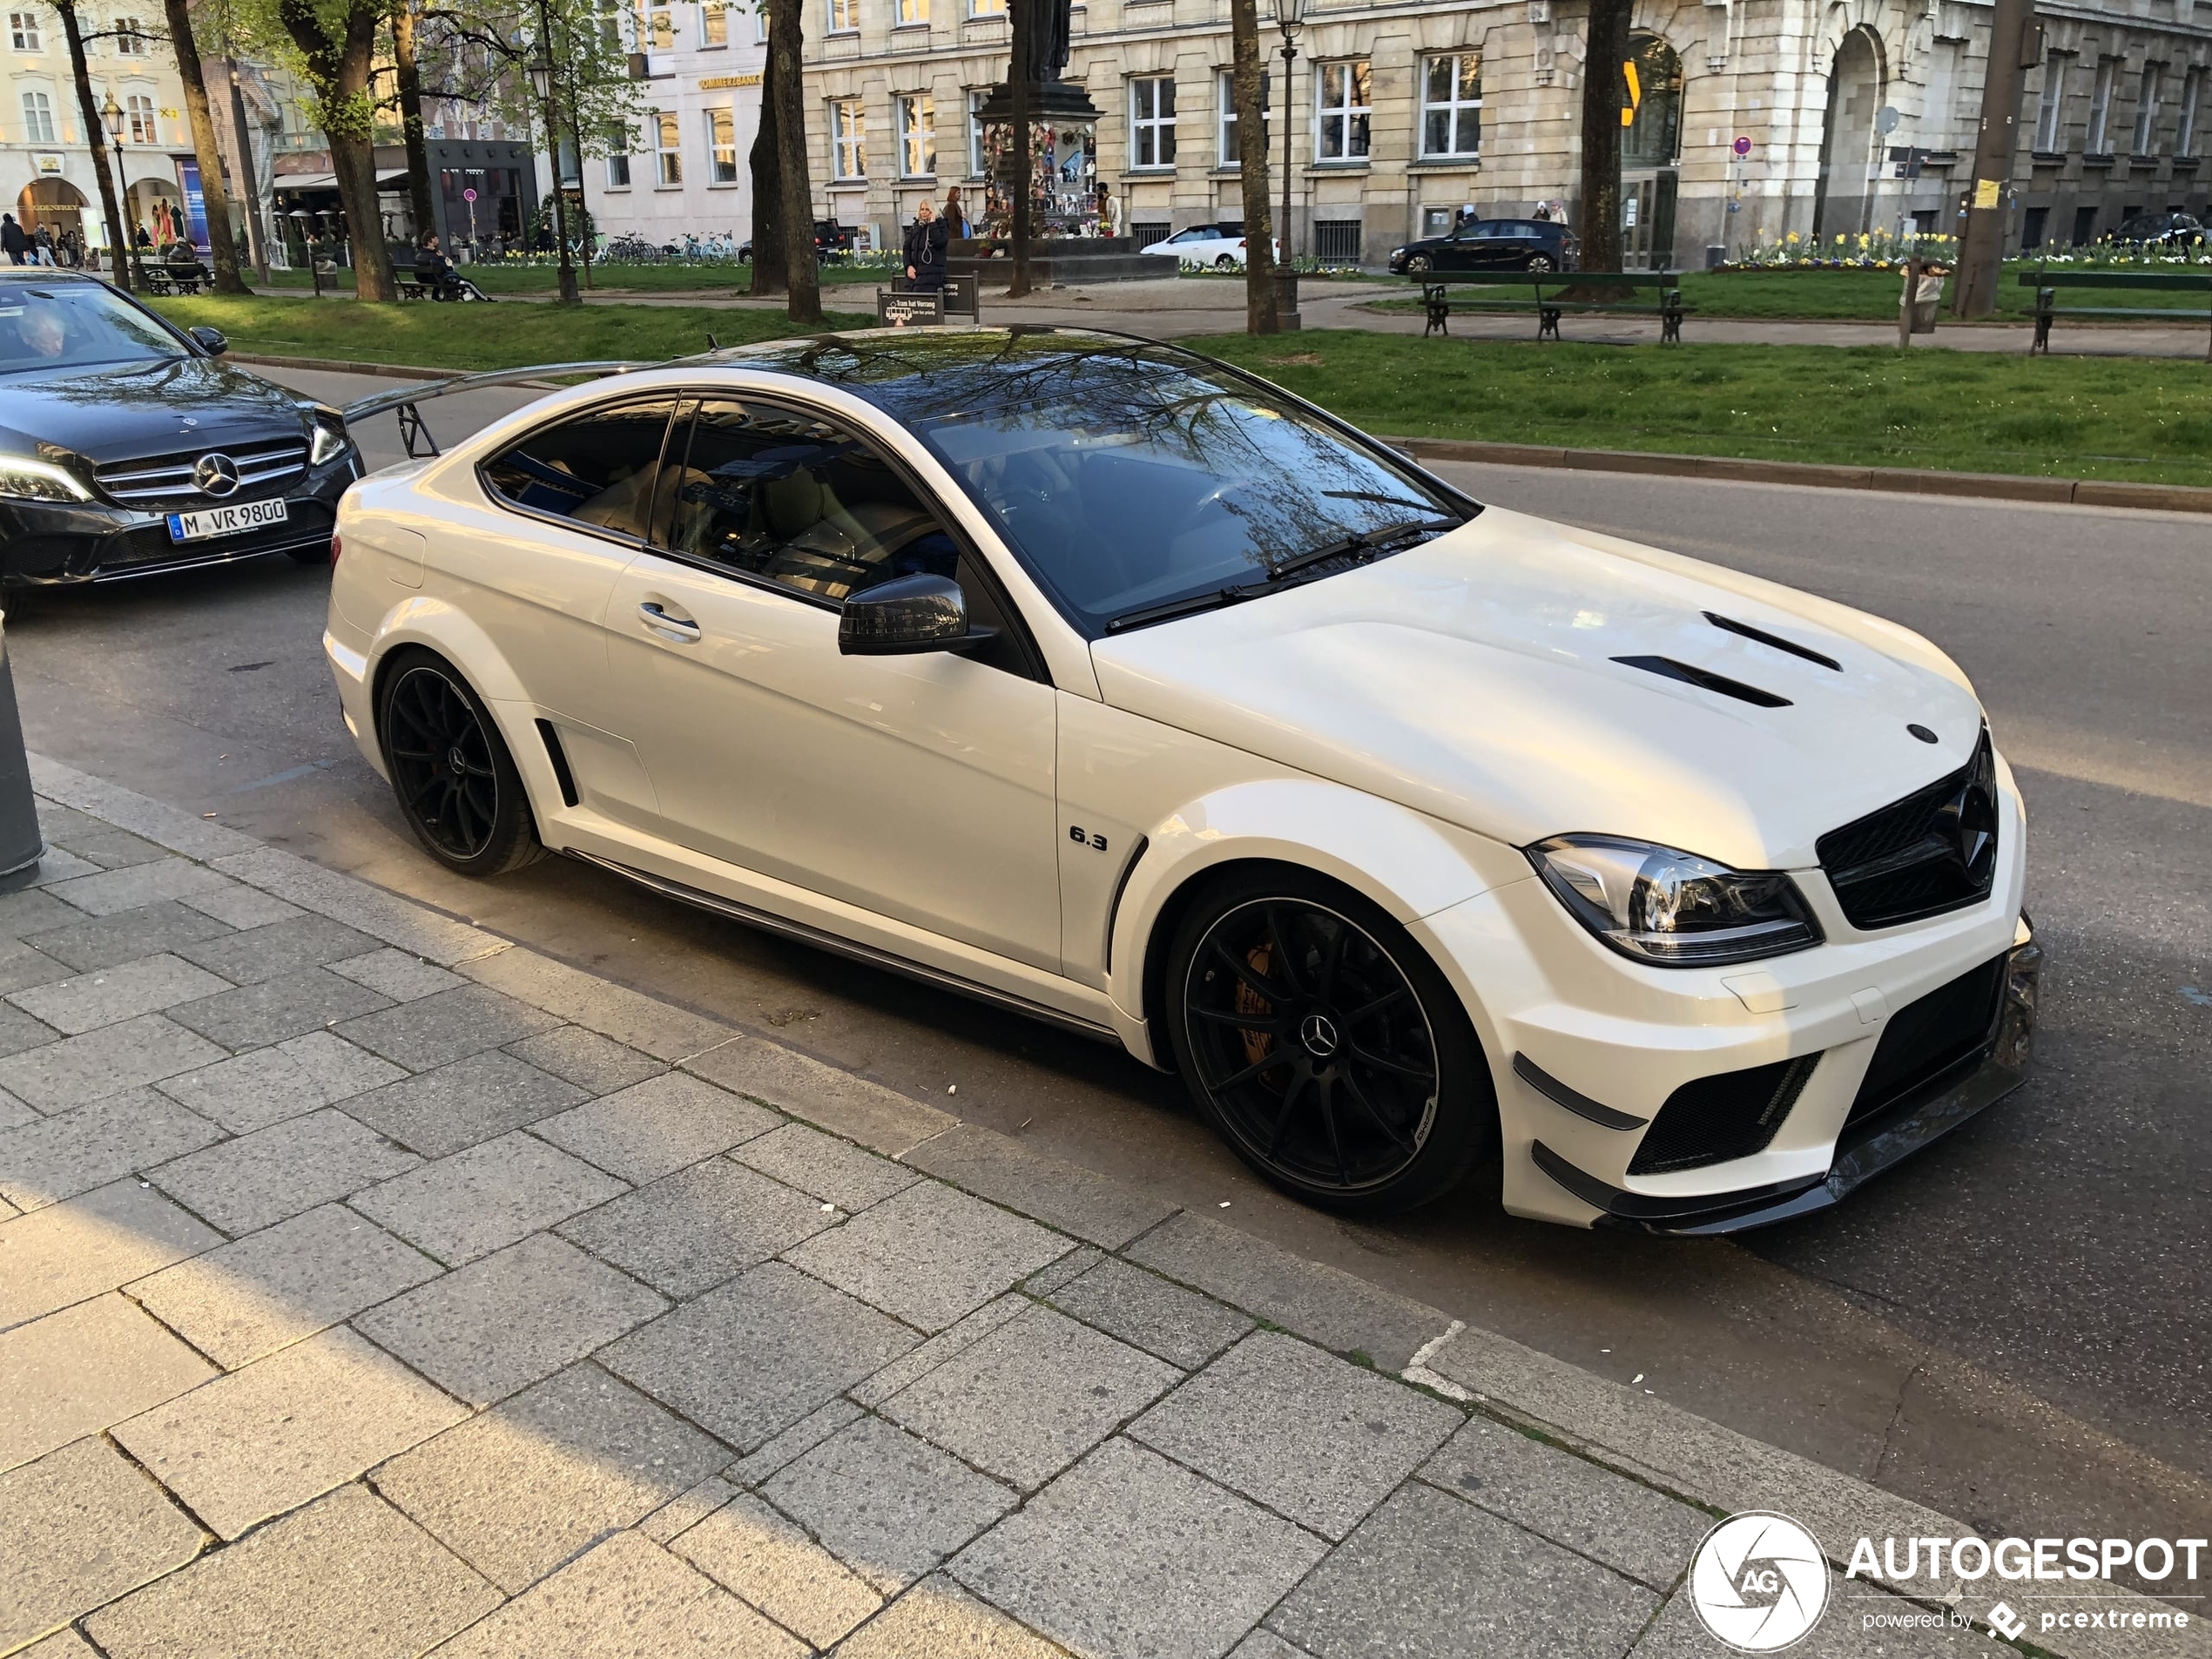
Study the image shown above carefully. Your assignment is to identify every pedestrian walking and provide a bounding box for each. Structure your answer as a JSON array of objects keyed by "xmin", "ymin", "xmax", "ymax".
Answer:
[
  {"xmin": 941, "ymin": 185, "xmax": 969, "ymax": 239},
  {"xmin": 902, "ymin": 199, "xmax": 948, "ymax": 293},
  {"xmin": 33, "ymin": 225, "xmax": 56, "ymax": 266},
  {"xmin": 1, "ymin": 214, "xmax": 25, "ymax": 265}
]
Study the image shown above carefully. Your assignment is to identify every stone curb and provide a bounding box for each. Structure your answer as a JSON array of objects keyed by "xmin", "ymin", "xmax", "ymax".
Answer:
[
  {"xmin": 25, "ymin": 755, "xmax": 2205, "ymax": 1659},
  {"xmin": 1388, "ymin": 435, "xmax": 2212, "ymax": 516}
]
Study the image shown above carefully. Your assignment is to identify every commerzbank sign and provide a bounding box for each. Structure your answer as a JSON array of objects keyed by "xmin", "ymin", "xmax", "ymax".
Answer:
[{"xmin": 698, "ymin": 73, "xmax": 761, "ymax": 88}]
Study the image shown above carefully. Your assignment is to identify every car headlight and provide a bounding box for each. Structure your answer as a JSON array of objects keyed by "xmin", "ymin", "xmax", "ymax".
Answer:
[
  {"xmin": 0, "ymin": 454, "xmax": 92, "ymax": 503},
  {"xmin": 1527, "ymin": 834, "xmax": 1823, "ymax": 967},
  {"xmin": 309, "ymin": 417, "xmax": 349, "ymax": 468}
]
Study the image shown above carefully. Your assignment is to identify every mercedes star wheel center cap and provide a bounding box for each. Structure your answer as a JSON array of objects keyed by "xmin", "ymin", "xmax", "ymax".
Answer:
[
  {"xmin": 192, "ymin": 453, "xmax": 241, "ymax": 497},
  {"xmin": 1299, "ymin": 1012, "xmax": 1340, "ymax": 1059}
]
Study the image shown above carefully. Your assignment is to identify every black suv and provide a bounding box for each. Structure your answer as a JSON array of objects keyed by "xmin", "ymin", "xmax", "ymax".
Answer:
[
  {"xmin": 1388, "ymin": 217, "xmax": 1577, "ymax": 276},
  {"xmin": 2113, "ymin": 211, "xmax": 2204, "ymax": 249},
  {"xmin": 0, "ymin": 270, "xmax": 358, "ymax": 585},
  {"xmin": 740, "ymin": 220, "xmax": 857, "ymax": 265}
]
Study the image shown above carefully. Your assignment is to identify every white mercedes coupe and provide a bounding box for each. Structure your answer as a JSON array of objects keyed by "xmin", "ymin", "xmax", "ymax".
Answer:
[{"xmin": 325, "ymin": 328, "xmax": 2039, "ymax": 1232}]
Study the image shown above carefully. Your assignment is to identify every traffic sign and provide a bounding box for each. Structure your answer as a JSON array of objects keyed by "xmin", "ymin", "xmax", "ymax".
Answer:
[
  {"xmin": 462, "ymin": 187, "xmax": 478, "ymax": 202},
  {"xmin": 1876, "ymin": 105, "xmax": 1901, "ymax": 134},
  {"xmin": 1732, "ymin": 135, "xmax": 1752, "ymax": 157}
]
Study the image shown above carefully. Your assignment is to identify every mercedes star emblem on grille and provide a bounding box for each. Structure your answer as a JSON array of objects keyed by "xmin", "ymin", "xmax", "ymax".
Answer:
[{"xmin": 192, "ymin": 453, "xmax": 242, "ymax": 497}]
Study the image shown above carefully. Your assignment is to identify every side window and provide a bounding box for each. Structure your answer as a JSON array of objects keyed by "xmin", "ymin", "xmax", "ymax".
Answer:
[
  {"xmin": 656, "ymin": 397, "xmax": 962, "ymax": 604},
  {"xmin": 480, "ymin": 398, "xmax": 679, "ymax": 539}
]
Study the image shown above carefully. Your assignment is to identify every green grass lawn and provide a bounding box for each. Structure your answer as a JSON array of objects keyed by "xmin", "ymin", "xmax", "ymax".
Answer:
[
  {"xmin": 150, "ymin": 293, "xmax": 876, "ymax": 373},
  {"xmin": 259, "ymin": 260, "xmax": 891, "ymax": 294},
  {"xmin": 1186, "ymin": 330, "xmax": 2212, "ymax": 486}
]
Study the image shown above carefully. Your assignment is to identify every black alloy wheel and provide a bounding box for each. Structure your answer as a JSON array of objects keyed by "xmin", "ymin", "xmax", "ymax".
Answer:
[
  {"xmin": 1405, "ymin": 253, "xmax": 1433, "ymax": 275},
  {"xmin": 378, "ymin": 650, "xmax": 544, "ymax": 877},
  {"xmin": 1164, "ymin": 871, "xmax": 1494, "ymax": 1213}
]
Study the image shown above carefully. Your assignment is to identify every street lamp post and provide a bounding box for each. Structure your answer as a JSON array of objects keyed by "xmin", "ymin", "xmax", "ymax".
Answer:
[
  {"xmin": 100, "ymin": 93, "xmax": 149, "ymax": 292},
  {"xmin": 526, "ymin": 32, "xmax": 581, "ymax": 305},
  {"xmin": 1273, "ymin": 0, "xmax": 1304, "ymax": 324}
]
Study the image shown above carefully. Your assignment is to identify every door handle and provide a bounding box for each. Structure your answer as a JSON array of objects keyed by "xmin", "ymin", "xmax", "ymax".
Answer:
[{"xmin": 638, "ymin": 601, "xmax": 702, "ymax": 643}]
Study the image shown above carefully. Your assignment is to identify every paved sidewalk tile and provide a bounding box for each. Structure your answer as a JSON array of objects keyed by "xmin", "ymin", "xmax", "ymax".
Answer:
[
  {"xmin": 152, "ymin": 1109, "xmax": 421, "ymax": 1235},
  {"xmin": 1627, "ymin": 1587, "xmax": 1989, "ymax": 1657},
  {"xmin": 782, "ymin": 1180, "xmax": 1066, "ymax": 1333},
  {"xmin": 504, "ymin": 1025, "xmax": 664, "ymax": 1095},
  {"xmin": 1265, "ymin": 1481, "xmax": 1656, "ymax": 1659},
  {"xmin": 950, "ymin": 1436, "xmax": 1326, "ymax": 1659},
  {"xmin": 881, "ymin": 1305, "xmax": 1180, "ymax": 1492},
  {"xmin": 0, "ymin": 1088, "xmax": 224, "ymax": 1211},
  {"xmin": 168, "ymin": 967, "xmax": 396, "ymax": 1052},
  {"xmin": 113, "ymin": 1325, "xmax": 469, "ymax": 1538},
  {"xmin": 904, "ymin": 1123, "xmax": 1178, "ymax": 1251},
  {"xmin": 603, "ymin": 1262, "xmax": 914, "ymax": 1453},
  {"xmin": 352, "ymin": 1130, "xmax": 625, "ymax": 1264},
  {"xmin": 0, "ymin": 887, "xmax": 79, "ymax": 941},
  {"xmin": 640, "ymin": 1474, "xmax": 739, "ymax": 1544},
  {"xmin": 849, "ymin": 1295, "xmax": 1029, "ymax": 1410},
  {"xmin": 46, "ymin": 859, "xmax": 235, "ymax": 917},
  {"xmin": 84, "ymin": 1483, "xmax": 500, "ymax": 1659},
  {"xmin": 335, "ymin": 984, "xmax": 563, "ymax": 1072},
  {"xmin": 155, "ymin": 1032, "xmax": 407, "ymax": 1136},
  {"xmin": 0, "ymin": 1087, "xmax": 34, "ymax": 1130},
  {"xmin": 837, "ymin": 1576, "xmax": 1070, "ymax": 1659},
  {"xmin": 0, "ymin": 1294, "xmax": 217, "ymax": 1472},
  {"xmin": 1421, "ymin": 1417, "xmax": 1708, "ymax": 1590},
  {"xmin": 724, "ymin": 1399, "xmax": 864, "ymax": 1488},
  {"xmin": 0, "ymin": 1177, "xmax": 221, "ymax": 1331},
  {"xmin": 728, "ymin": 1120, "xmax": 920, "ymax": 1213},
  {"xmin": 459, "ymin": 947, "xmax": 735, "ymax": 1062},
  {"xmin": 0, "ymin": 1014, "xmax": 228, "ymax": 1115},
  {"xmin": 1045, "ymin": 1256, "xmax": 1257, "ymax": 1371},
  {"xmin": 0, "ymin": 939, "xmax": 71, "ymax": 997},
  {"xmin": 559, "ymin": 1157, "xmax": 836, "ymax": 1298},
  {"xmin": 24, "ymin": 900, "xmax": 235, "ymax": 974},
  {"xmin": 129, "ymin": 1203, "xmax": 442, "ymax": 1369},
  {"xmin": 48, "ymin": 826, "xmax": 167, "ymax": 872},
  {"xmin": 328, "ymin": 948, "xmax": 467, "ymax": 1002},
  {"xmin": 671, "ymin": 1491, "xmax": 884, "ymax": 1648},
  {"xmin": 210, "ymin": 846, "xmax": 504, "ymax": 967},
  {"xmin": 430, "ymin": 1529, "xmax": 806, "ymax": 1659},
  {"xmin": 1230, "ymin": 1632, "xmax": 1313, "ymax": 1659},
  {"xmin": 0, "ymin": 1000, "xmax": 63, "ymax": 1059},
  {"xmin": 684, "ymin": 1039, "xmax": 954, "ymax": 1157},
  {"xmin": 9, "ymin": 954, "xmax": 233, "ymax": 1035},
  {"xmin": 178, "ymin": 914, "xmax": 381, "ymax": 985},
  {"xmin": 0, "ymin": 1436, "xmax": 205, "ymax": 1652},
  {"xmin": 357, "ymin": 1233, "xmax": 666, "ymax": 1406},
  {"xmin": 1131, "ymin": 1332, "xmax": 1460, "ymax": 1541},
  {"xmin": 761, "ymin": 1414, "xmax": 1015, "ymax": 1595},
  {"xmin": 27, "ymin": 848, "xmax": 104, "ymax": 887},
  {"xmin": 375, "ymin": 1362, "xmax": 728, "ymax": 1594},
  {"xmin": 179, "ymin": 885, "xmax": 306, "ymax": 930},
  {"xmin": 343, "ymin": 1051, "xmax": 587, "ymax": 1160},
  {"xmin": 533, "ymin": 1072, "xmax": 780, "ymax": 1184}
]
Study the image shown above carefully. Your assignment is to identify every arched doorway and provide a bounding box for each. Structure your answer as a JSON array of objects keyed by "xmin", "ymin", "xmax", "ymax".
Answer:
[
  {"xmin": 17, "ymin": 178, "xmax": 88, "ymax": 245},
  {"xmin": 1622, "ymin": 33, "xmax": 1683, "ymax": 268},
  {"xmin": 1814, "ymin": 28, "xmax": 1885, "ymax": 239}
]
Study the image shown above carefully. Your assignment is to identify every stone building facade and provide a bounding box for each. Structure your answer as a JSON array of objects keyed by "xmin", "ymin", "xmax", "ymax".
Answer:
[{"xmin": 797, "ymin": 0, "xmax": 2212, "ymax": 269}]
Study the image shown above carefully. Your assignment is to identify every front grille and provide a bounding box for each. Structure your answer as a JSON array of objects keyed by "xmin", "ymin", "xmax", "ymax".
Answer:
[
  {"xmin": 94, "ymin": 437, "xmax": 309, "ymax": 509},
  {"xmin": 91, "ymin": 498, "xmax": 334, "ymax": 575},
  {"xmin": 1817, "ymin": 731, "xmax": 1999, "ymax": 930},
  {"xmin": 1628, "ymin": 1054, "xmax": 1821, "ymax": 1175},
  {"xmin": 1843, "ymin": 953, "xmax": 2007, "ymax": 1132}
]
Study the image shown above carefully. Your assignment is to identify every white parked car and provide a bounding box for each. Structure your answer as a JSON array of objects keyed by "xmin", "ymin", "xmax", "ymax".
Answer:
[
  {"xmin": 326, "ymin": 329, "xmax": 2037, "ymax": 1231},
  {"xmin": 1141, "ymin": 225, "xmax": 1280, "ymax": 271}
]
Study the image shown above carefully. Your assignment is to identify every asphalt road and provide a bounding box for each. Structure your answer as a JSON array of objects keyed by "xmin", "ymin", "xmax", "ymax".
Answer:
[{"xmin": 11, "ymin": 363, "xmax": 2207, "ymax": 1557}]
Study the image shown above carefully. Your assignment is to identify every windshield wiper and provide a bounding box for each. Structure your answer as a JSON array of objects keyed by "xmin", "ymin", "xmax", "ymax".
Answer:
[
  {"xmin": 1264, "ymin": 517, "xmax": 1456, "ymax": 583},
  {"xmin": 1104, "ymin": 585, "xmax": 1258, "ymax": 633},
  {"xmin": 1322, "ymin": 490, "xmax": 1447, "ymax": 513}
]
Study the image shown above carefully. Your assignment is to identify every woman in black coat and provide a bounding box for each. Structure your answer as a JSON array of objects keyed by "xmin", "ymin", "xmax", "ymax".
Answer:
[{"xmin": 902, "ymin": 201, "xmax": 948, "ymax": 293}]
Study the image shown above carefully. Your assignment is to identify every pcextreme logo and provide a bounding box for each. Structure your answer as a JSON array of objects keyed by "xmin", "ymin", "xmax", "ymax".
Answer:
[{"xmin": 1689, "ymin": 1512, "xmax": 1831, "ymax": 1652}]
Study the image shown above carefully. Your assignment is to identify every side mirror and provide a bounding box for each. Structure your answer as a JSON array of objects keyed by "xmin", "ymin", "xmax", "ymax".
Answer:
[
  {"xmin": 838, "ymin": 573, "xmax": 995, "ymax": 657},
  {"xmin": 187, "ymin": 326, "xmax": 228, "ymax": 355}
]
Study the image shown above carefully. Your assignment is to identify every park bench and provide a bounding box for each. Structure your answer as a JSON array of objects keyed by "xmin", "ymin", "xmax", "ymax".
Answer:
[
  {"xmin": 1418, "ymin": 271, "xmax": 1692, "ymax": 343},
  {"xmin": 140, "ymin": 258, "xmax": 208, "ymax": 297},
  {"xmin": 394, "ymin": 266, "xmax": 493, "ymax": 302},
  {"xmin": 2020, "ymin": 268, "xmax": 2212, "ymax": 359}
]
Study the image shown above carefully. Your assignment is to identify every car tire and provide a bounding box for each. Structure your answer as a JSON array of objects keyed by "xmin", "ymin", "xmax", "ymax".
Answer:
[
  {"xmin": 1214, "ymin": 253, "xmax": 1238, "ymax": 271},
  {"xmin": 1405, "ymin": 253, "xmax": 1433, "ymax": 275},
  {"xmin": 1161, "ymin": 867, "xmax": 1496, "ymax": 1215},
  {"xmin": 1525, "ymin": 254, "xmax": 1556, "ymax": 273},
  {"xmin": 376, "ymin": 648, "xmax": 546, "ymax": 878}
]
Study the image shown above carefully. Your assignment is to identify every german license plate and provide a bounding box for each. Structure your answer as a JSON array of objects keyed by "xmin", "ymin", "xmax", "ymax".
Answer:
[{"xmin": 166, "ymin": 498, "xmax": 288, "ymax": 543}]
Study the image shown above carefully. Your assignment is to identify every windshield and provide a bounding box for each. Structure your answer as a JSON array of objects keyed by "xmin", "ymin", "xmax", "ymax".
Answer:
[
  {"xmin": 899, "ymin": 344, "xmax": 1467, "ymax": 634},
  {"xmin": 0, "ymin": 283, "xmax": 186, "ymax": 374}
]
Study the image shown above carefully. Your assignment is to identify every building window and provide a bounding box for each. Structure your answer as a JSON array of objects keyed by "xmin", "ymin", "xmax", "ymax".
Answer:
[
  {"xmin": 700, "ymin": 0, "xmax": 726, "ymax": 45},
  {"xmin": 2071, "ymin": 204, "xmax": 2099, "ymax": 244},
  {"xmin": 1313, "ymin": 220, "xmax": 1362, "ymax": 263},
  {"xmin": 2086, "ymin": 55, "xmax": 2117, "ymax": 153},
  {"xmin": 114, "ymin": 15, "xmax": 146, "ymax": 52},
  {"xmin": 9, "ymin": 10, "xmax": 40, "ymax": 51},
  {"xmin": 706, "ymin": 106, "xmax": 737, "ymax": 182},
  {"xmin": 2021, "ymin": 205, "xmax": 2048, "ymax": 248},
  {"xmin": 968, "ymin": 88, "xmax": 986, "ymax": 175},
  {"xmin": 1420, "ymin": 53, "xmax": 1480, "ymax": 158},
  {"xmin": 1130, "ymin": 75, "xmax": 1175, "ymax": 169},
  {"xmin": 968, "ymin": 0, "xmax": 1005, "ymax": 13},
  {"xmin": 20, "ymin": 88, "xmax": 55, "ymax": 142},
  {"xmin": 2132, "ymin": 62, "xmax": 2162, "ymax": 154},
  {"xmin": 830, "ymin": 96, "xmax": 866, "ymax": 178},
  {"xmin": 2034, "ymin": 52, "xmax": 2069, "ymax": 151},
  {"xmin": 1217, "ymin": 69, "xmax": 1270, "ymax": 165},
  {"xmin": 1315, "ymin": 60, "xmax": 1371, "ymax": 163},
  {"xmin": 606, "ymin": 122, "xmax": 632, "ymax": 186},
  {"xmin": 655, "ymin": 111, "xmax": 682, "ymax": 184},
  {"xmin": 125, "ymin": 91, "xmax": 156, "ymax": 142},
  {"xmin": 2178, "ymin": 67, "xmax": 2205, "ymax": 157},
  {"xmin": 594, "ymin": 0, "xmax": 624, "ymax": 51},
  {"xmin": 646, "ymin": 2, "xmax": 672, "ymax": 48},
  {"xmin": 895, "ymin": 0, "xmax": 926, "ymax": 21},
  {"xmin": 826, "ymin": 0, "xmax": 856, "ymax": 30},
  {"xmin": 898, "ymin": 94, "xmax": 935, "ymax": 177}
]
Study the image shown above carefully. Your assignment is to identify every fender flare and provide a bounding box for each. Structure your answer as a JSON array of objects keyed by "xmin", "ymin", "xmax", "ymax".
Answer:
[{"xmin": 361, "ymin": 597, "xmax": 549, "ymax": 793}]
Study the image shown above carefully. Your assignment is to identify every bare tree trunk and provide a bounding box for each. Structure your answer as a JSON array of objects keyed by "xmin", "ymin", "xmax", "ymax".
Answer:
[
  {"xmin": 391, "ymin": 0, "xmax": 437, "ymax": 244},
  {"xmin": 748, "ymin": 34, "xmax": 786, "ymax": 296},
  {"xmin": 55, "ymin": 0, "xmax": 132, "ymax": 288},
  {"xmin": 225, "ymin": 60, "xmax": 270, "ymax": 280},
  {"xmin": 279, "ymin": 0, "xmax": 395, "ymax": 299},
  {"xmin": 1007, "ymin": 0, "xmax": 1032, "ymax": 298},
  {"xmin": 1229, "ymin": 0, "xmax": 1276, "ymax": 334},
  {"xmin": 162, "ymin": 0, "xmax": 248, "ymax": 289},
  {"xmin": 1575, "ymin": 0, "xmax": 1631, "ymax": 279},
  {"xmin": 766, "ymin": 0, "xmax": 819, "ymax": 324}
]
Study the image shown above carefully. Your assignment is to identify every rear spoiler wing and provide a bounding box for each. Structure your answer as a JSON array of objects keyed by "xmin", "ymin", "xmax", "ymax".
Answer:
[{"xmin": 340, "ymin": 361, "xmax": 652, "ymax": 459}]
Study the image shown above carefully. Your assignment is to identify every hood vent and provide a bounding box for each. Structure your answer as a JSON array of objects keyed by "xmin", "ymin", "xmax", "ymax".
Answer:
[
  {"xmin": 1703, "ymin": 612, "xmax": 1843, "ymax": 671},
  {"xmin": 1611, "ymin": 655, "xmax": 1792, "ymax": 709}
]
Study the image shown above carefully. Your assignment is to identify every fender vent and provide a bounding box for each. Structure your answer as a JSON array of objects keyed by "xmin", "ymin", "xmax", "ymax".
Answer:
[
  {"xmin": 1611, "ymin": 655, "xmax": 1792, "ymax": 709},
  {"xmin": 1703, "ymin": 612, "xmax": 1843, "ymax": 671},
  {"xmin": 1627, "ymin": 1054, "xmax": 1821, "ymax": 1174},
  {"xmin": 536, "ymin": 719, "xmax": 580, "ymax": 808}
]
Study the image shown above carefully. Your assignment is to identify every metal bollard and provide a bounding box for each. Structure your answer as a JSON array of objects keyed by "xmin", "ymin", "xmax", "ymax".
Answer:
[{"xmin": 0, "ymin": 614, "xmax": 44, "ymax": 893}]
